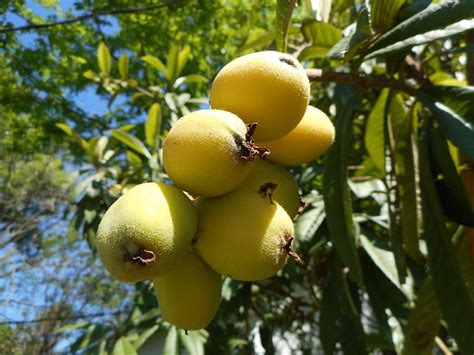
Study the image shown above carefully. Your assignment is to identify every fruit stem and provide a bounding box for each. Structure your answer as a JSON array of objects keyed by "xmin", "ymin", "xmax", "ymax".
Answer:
[
  {"xmin": 258, "ymin": 182, "xmax": 278, "ymax": 204},
  {"xmin": 125, "ymin": 248, "xmax": 156, "ymax": 266},
  {"xmin": 240, "ymin": 123, "xmax": 270, "ymax": 161},
  {"xmin": 284, "ymin": 237, "xmax": 305, "ymax": 266}
]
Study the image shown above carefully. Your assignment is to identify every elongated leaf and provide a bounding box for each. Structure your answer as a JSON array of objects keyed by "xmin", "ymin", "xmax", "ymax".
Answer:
[
  {"xmin": 424, "ymin": 85, "xmax": 474, "ymax": 122},
  {"xmin": 275, "ymin": 0, "xmax": 296, "ymax": 52},
  {"xmin": 111, "ymin": 130, "xmax": 151, "ymax": 159},
  {"xmin": 145, "ymin": 103, "xmax": 162, "ymax": 150},
  {"xmin": 239, "ymin": 31, "xmax": 274, "ymax": 53},
  {"xmin": 176, "ymin": 46, "xmax": 191, "ymax": 78},
  {"xmin": 167, "ymin": 43, "xmax": 180, "ymax": 82},
  {"xmin": 173, "ymin": 74, "xmax": 208, "ymax": 89},
  {"xmin": 132, "ymin": 325, "xmax": 160, "ymax": 349},
  {"xmin": 388, "ymin": 93, "xmax": 421, "ymax": 262},
  {"xmin": 419, "ymin": 127, "xmax": 474, "ymax": 354},
  {"xmin": 429, "ymin": 125, "xmax": 474, "ymax": 226},
  {"xmin": 366, "ymin": 0, "xmax": 474, "ymax": 58},
  {"xmin": 365, "ymin": 90, "xmax": 388, "ymax": 173},
  {"xmin": 118, "ymin": 53, "xmax": 129, "ymax": 80},
  {"xmin": 56, "ymin": 123, "xmax": 89, "ymax": 150},
  {"xmin": 179, "ymin": 330, "xmax": 208, "ymax": 355},
  {"xmin": 301, "ymin": 19, "xmax": 342, "ymax": 46},
  {"xmin": 112, "ymin": 337, "xmax": 137, "ymax": 355},
  {"xmin": 323, "ymin": 94, "xmax": 363, "ymax": 286},
  {"xmin": 366, "ymin": 0, "xmax": 407, "ymax": 33},
  {"xmin": 55, "ymin": 321, "xmax": 89, "ymax": 334},
  {"xmin": 97, "ymin": 42, "xmax": 112, "ymax": 75},
  {"xmin": 163, "ymin": 327, "xmax": 179, "ymax": 355},
  {"xmin": 421, "ymin": 98, "xmax": 474, "ymax": 162},
  {"xmin": 320, "ymin": 254, "xmax": 367, "ymax": 355},
  {"xmin": 142, "ymin": 55, "xmax": 170, "ymax": 80},
  {"xmin": 295, "ymin": 202, "xmax": 325, "ymax": 243},
  {"xmin": 402, "ymin": 277, "xmax": 440, "ymax": 355}
]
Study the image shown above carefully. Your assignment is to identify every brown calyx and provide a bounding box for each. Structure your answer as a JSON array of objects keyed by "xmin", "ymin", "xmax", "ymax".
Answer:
[
  {"xmin": 284, "ymin": 237, "xmax": 305, "ymax": 266},
  {"xmin": 125, "ymin": 248, "xmax": 156, "ymax": 266},
  {"xmin": 258, "ymin": 182, "xmax": 278, "ymax": 204},
  {"xmin": 239, "ymin": 123, "xmax": 270, "ymax": 161},
  {"xmin": 278, "ymin": 56, "xmax": 297, "ymax": 68}
]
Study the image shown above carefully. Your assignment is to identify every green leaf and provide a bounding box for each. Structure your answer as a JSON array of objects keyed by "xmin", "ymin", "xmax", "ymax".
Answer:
[
  {"xmin": 364, "ymin": 90, "xmax": 388, "ymax": 173},
  {"xmin": 323, "ymin": 94, "xmax": 364, "ymax": 286},
  {"xmin": 118, "ymin": 53, "xmax": 129, "ymax": 80},
  {"xmin": 275, "ymin": 0, "xmax": 296, "ymax": 52},
  {"xmin": 163, "ymin": 327, "xmax": 180, "ymax": 355},
  {"xmin": 239, "ymin": 30, "xmax": 274, "ymax": 53},
  {"xmin": 320, "ymin": 254, "xmax": 367, "ymax": 355},
  {"xmin": 55, "ymin": 321, "xmax": 89, "ymax": 334},
  {"xmin": 402, "ymin": 277, "xmax": 440, "ymax": 355},
  {"xmin": 179, "ymin": 330, "xmax": 208, "ymax": 355},
  {"xmin": 428, "ymin": 125, "xmax": 474, "ymax": 226},
  {"xmin": 366, "ymin": 0, "xmax": 474, "ymax": 58},
  {"xmin": 111, "ymin": 130, "xmax": 151, "ymax": 159},
  {"xmin": 419, "ymin": 127, "xmax": 474, "ymax": 354},
  {"xmin": 142, "ymin": 55, "xmax": 170, "ymax": 80},
  {"xmin": 145, "ymin": 103, "xmax": 162, "ymax": 150},
  {"xmin": 421, "ymin": 98, "xmax": 474, "ymax": 162},
  {"xmin": 295, "ymin": 202, "xmax": 325, "ymax": 243},
  {"xmin": 112, "ymin": 337, "xmax": 137, "ymax": 355},
  {"xmin": 133, "ymin": 325, "xmax": 159, "ymax": 349},
  {"xmin": 83, "ymin": 70, "xmax": 99, "ymax": 81},
  {"xmin": 366, "ymin": 0, "xmax": 407, "ymax": 33},
  {"xmin": 97, "ymin": 42, "xmax": 112, "ymax": 75},
  {"xmin": 173, "ymin": 74, "xmax": 208, "ymax": 89},
  {"xmin": 56, "ymin": 123, "xmax": 89, "ymax": 150},
  {"xmin": 424, "ymin": 85, "xmax": 474, "ymax": 122},
  {"xmin": 167, "ymin": 43, "xmax": 180, "ymax": 82},
  {"xmin": 176, "ymin": 45, "xmax": 191, "ymax": 78},
  {"xmin": 301, "ymin": 19, "xmax": 342, "ymax": 48}
]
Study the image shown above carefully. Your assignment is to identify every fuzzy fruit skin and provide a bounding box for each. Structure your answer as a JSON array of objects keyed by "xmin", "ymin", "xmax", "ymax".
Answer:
[
  {"xmin": 154, "ymin": 253, "xmax": 222, "ymax": 330},
  {"xmin": 210, "ymin": 51, "xmax": 310, "ymax": 141},
  {"xmin": 194, "ymin": 189, "xmax": 295, "ymax": 281},
  {"xmin": 238, "ymin": 158, "xmax": 300, "ymax": 218},
  {"xmin": 259, "ymin": 106, "xmax": 335, "ymax": 166},
  {"xmin": 96, "ymin": 182, "xmax": 197, "ymax": 282},
  {"xmin": 163, "ymin": 109, "xmax": 252, "ymax": 197}
]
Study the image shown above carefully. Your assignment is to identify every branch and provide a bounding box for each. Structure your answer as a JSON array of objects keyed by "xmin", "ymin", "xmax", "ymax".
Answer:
[
  {"xmin": 0, "ymin": 311, "xmax": 125, "ymax": 325},
  {"xmin": 306, "ymin": 69, "xmax": 418, "ymax": 96},
  {"xmin": 0, "ymin": 0, "xmax": 185, "ymax": 34}
]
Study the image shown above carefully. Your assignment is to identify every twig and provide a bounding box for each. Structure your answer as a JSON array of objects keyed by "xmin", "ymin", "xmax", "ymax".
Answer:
[
  {"xmin": 0, "ymin": 311, "xmax": 125, "ymax": 325},
  {"xmin": 434, "ymin": 336, "xmax": 453, "ymax": 355},
  {"xmin": 0, "ymin": 0, "xmax": 185, "ymax": 34},
  {"xmin": 306, "ymin": 68, "xmax": 418, "ymax": 96}
]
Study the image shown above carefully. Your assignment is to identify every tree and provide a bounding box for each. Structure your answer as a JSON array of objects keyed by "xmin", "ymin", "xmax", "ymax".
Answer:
[{"xmin": 1, "ymin": 0, "xmax": 474, "ymax": 353}]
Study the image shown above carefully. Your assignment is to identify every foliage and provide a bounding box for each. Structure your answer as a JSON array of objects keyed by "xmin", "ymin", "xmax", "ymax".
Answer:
[{"xmin": 1, "ymin": 0, "xmax": 474, "ymax": 353}]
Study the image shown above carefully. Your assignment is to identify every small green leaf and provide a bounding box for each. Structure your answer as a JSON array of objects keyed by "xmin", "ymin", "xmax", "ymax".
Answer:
[
  {"xmin": 301, "ymin": 19, "xmax": 342, "ymax": 47},
  {"xmin": 97, "ymin": 42, "xmax": 112, "ymax": 75},
  {"xmin": 133, "ymin": 325, "xmax": 159, "ymax": 349},
  {"xmin": 419, "ymin": 126, "xmax": 474, "ymax": 354},
  {"xmin": 323, "ymin": 94, "xmax": 364, "ymax": 286},
  {"xmin": 424, "ymin": 85, "xmax": 474, "ymax": 122},
  {"xmin": 145, "ymin": 103, "xmax": 162, "ymax": 150},
  {"xmin": 167, "ymin": 43, "xmax": 180, "ymax": 82},
  {"xmin": 118, "ymin": 53, "xmax": 129, "ymax": 80},
  {"xmin": 173, "ymin": 74, "xmax": 208, "ymax": 89},
  {"xmin": 83, "ymin": 70, "xmax": 98, "ymax": 80},
  {"xmin": 179, "ymin": 329, "xmax": 208, "ymax": 355},
  {"xmin": 142, "ymin": 55, "xmax": 170, "ymax": 80},
  {"xmin": 163, "ymin": 327, "xmax": 180, "ymax": 355},
  {"xmin": 364, "ymin": 90, "xmax": 388, "ymax": 173},
  {"xmin": 295, "ymin": 202, "xmax": 325, "ymax": 243},
  {"xmin": 275, "ymin": 0, "xmax": 297, "ymax": 52},
  {"xmin": 366, "ymin": 0, "xmax": 407, "ymax": 33},
  {"xmin": 55, "ymin": 321, "xmax": 89, "ymax": 334},
  {"xmin": 176, "ymin": 45, "xmax": 191, "ymax": 78},
  {"xmin": 111, "ymin": 130, "xmax": 151, "ymax": 159},
  {"xmin": 112, "ymin": 337, "xmax": 137, "ymax": 355}
]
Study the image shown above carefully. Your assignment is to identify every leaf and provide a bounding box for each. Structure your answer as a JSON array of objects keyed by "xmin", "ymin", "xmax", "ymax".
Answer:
[
  {"xmin": 163, "ymin": 327, "xmax": 180, "ymax": 355},
  {"xmin": 173, "ymin": 74, "xmax": 208, "ymax": 89},
  {"xmin": 366, "ymin": 0, "xmax": 407, "ymax": 33},
  {"xmin": 111, "ymin": 130, "xmax": 151, "ymax": 159},
  {"xmin": 275, "ymin": 0, "xmax": 297, "ymax": 52},
  {"xmin": 56, "ymin": 123, "xmax": 88, "ymax": 150},
  {"xmin": 428, "ymin": 125, "xmax": 474, "ymax": 226},
  {"xmin": 323, "ymin": 94, "xmax": 364, "ymax": 286},
  {"xmin": 118, "ymin": 53, "xmax": 129, "ymax": 80},
  {"xmin": 83, "ymin": 70, "xmax": 98, "ymax": 81},
  {"xmin": 145, "ymin": 103, "xmax": 162, "ymax": 150},
  {"xmin": 424, "ymin": 85, "xmax": 474, "ymax": 122},
  {"xmin": 320, "ymin": 254, "xmax": 367, "ymax": 355},
  {"xmin": 133, "ymin": 325, "xmax": 159, "ymax": 349},
  {"xmin": 301, "ymin": 19, "xmax": 342, "ymax": 47},
  {"xmin": 419, "ymin": 127, "xmax": 474, "ymax": 354},
  {"xmin": 179, "ymin": 330, "xmax": 208, "ymax": 355},
  {"xmin": 366, "ymin": 0, "xmax": 474, "ymax": 58},
  {"xmin": 167, "ymin": 43, "xmax": 180, "ymax": 82},
  {"xmin": 176, "ymin": 45, "xmax": 191, "ymax": 78},
  {"xmin": 420, "ymin": 98, "xmax": 474, "ymax": 162},
  {"xmin": 364, "ymin": 90, "xmax": 388, "ymax": 173},
  {"xmin": 142, "ymin": 55, "xmax": 170, "ymax": 80},
  {"xmin": 239, "ymin": 30, "xmax": 274, "ymax": 53},
  {"xmin": 55, "ymin": 321, "xmax": 89, "ymax": 334},
  {"xmin": 112, "ymin": 337, "xmax": 137, "ymax": 355},
  {"xmin": 97, "ymin": 42, "xmax": 112, "ymax": 75},
  {"xmin": 295, "ymin": 202, "xmax": 325, "ymax": 243}
]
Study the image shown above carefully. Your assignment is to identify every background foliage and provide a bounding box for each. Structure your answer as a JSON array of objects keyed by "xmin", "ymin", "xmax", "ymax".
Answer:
[{"xmin": 1, "ymin": 0, "xmax": 474, "ymax": 353}]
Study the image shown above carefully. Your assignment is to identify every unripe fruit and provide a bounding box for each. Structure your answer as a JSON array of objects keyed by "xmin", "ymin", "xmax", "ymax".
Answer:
[
  {"xmin": 163, "ymin": 110, "xmax": 265, "ymax": 197},
  {"xmin": 194, "ymin": 187, "xmax": 296, "ymax": 281},
  {"xmin": 210, "ymin": 51, "xmax": 310, "ymax": 141},
  {"xmin": 96, "ymin": 182, "xmax": 197, "ymax": 282},
  {"xmin": 238, "ymin": 158, "xmax": 300, "ymax": 218},
  {"xmin": 154, "ymin": 253, "xmax": 222, "ymax": 330},
  {"xmin": 259, "ymin": 106, "xmax": 335, "ymax": 166}
]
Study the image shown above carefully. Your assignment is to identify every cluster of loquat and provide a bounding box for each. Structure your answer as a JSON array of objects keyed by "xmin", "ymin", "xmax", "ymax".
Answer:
[{"xmin": 96, "ymin": 51, "xmax": 335, "ymax": 331}]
